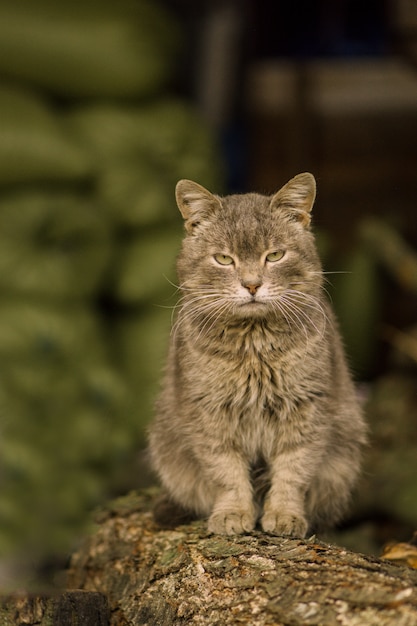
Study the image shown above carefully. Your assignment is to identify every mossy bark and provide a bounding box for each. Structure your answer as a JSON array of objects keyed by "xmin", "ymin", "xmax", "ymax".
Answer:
[{"xmin": 66, "ymin": 490, "xmax": 417, "ymax": 626}]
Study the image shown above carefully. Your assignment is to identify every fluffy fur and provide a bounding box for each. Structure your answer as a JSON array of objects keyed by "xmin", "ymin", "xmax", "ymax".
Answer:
[{"xmin": 149, "ymin": 173, "xmax": 367, "ymax": 537}]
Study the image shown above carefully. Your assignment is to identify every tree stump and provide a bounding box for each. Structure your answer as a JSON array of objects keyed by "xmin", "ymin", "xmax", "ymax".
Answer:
[{"xmin": 66, "ymin": 490, "xmax": 417, "ymax": 626}]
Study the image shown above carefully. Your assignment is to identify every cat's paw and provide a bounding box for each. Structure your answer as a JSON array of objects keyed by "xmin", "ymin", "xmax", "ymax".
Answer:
[
  {"xmin": 261, "ymin": 511, "xmax": 308, "ymax": 537},
  {"xmin": 208, "ymin": 510, "xmax": 256, "ymax": 535}
]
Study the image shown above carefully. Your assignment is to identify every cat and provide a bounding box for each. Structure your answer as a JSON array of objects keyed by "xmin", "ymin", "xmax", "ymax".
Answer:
[{"xmin": 148, "ymin": 172, "xmax": 367, "ymax": 537}]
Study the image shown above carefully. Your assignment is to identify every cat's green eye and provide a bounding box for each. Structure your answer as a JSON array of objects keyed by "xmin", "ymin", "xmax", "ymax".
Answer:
[
  {"xmin": 266, "ymin": 250, "xmax": 285, "ymax": 263},
  {"xmin": 214, "ymin": 253, "xmax": 234, "ymax": 266}
]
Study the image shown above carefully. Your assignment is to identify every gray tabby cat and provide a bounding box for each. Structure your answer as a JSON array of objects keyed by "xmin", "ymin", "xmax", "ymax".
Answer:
[{"xmin": 149, "ymin": 173, "xmax": 367, "ymax": 537}]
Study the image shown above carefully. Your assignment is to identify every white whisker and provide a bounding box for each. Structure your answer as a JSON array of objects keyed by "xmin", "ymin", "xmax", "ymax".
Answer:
[
  {"xmin": 195, "ymin": 300, "xmax": 233, "ymax": 342},
  {"xmin": 277, "ymin": 295, "xmax": 311, "ymax": 344},
  {"xmin": 269, "ymin": 298, "xmax": 295, "ymax": 332},
  {"xmin": 171, "ymin": 290, "xmax": 231, "ymax": 343},
  {"xmin": 162, "ymin": 273, "xmax": 182, "ymax": 292},
  {"xmin": 285, "ymin": 290, "xmax": 330, "ymax": 325}
]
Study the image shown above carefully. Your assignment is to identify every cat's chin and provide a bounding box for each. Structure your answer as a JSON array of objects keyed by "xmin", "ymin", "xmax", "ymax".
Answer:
[{"xmin": 234, "ymin": 300, "xmax": 271, "ymax": 318}]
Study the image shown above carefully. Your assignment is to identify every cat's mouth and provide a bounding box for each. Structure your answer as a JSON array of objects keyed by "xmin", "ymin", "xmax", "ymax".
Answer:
[
  {"xmin": 247, "ymin": 299, "xmax": 264, "ymax": 306},
  {"xmin": 236, "ymin": 297, "xmax": 269, "ymax": 315},
  {"xmin": 245, "ymin": 294, "xmax": 268, "ymax": 304}
]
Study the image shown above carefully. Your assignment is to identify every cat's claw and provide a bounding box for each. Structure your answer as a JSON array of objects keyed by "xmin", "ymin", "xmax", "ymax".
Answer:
[
  {"xmin": 261, "ymin": 512, "xmax": 308, "ymax": 538},
  {"xmin": 208, "ymin": 510, "xmax": 256, "ymax": 535}
]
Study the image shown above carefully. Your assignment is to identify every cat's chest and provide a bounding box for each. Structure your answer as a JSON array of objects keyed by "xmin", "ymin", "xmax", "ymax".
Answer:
[
  {"xmin": 196, "ymin": 347, "xmax": 312, "ymax": 457},
  {"xmin": 228, "ymin": 351, "xmax": 279, "ymax": 402},
  {"xmin": 180, "ymin": 330, "xmax": 324, "ymax": 459},
  {"xmin": 196, "ymin": 342, "xmax": 294, "ymax": 414},
  {"xmin": 182, "ymin": 322, "xmax": 320, "ymax": 416}
]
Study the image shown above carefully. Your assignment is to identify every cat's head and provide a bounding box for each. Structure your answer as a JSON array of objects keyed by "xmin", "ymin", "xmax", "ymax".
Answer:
[{"xmin": 174, "ymin": 173, "xmax": 324, "ymax": 326}]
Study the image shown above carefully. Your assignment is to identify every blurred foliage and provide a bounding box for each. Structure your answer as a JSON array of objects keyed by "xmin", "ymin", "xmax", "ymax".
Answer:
[
  {"xmin": 0, "ymin": 0, "xmax": 180, "ymax": 97},
  {"xmin": 0, "ymin": 85, "xmax": 92, "ymax": 184},
  {"xmin": 0, "ymin": 0, "xmax": 222, "ymax": 585}
]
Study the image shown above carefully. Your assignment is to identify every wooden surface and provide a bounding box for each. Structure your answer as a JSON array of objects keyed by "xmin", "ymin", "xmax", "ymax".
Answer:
[{"xmin": 66, "ymin": 490, "xmax": 417, "ymax": 626}]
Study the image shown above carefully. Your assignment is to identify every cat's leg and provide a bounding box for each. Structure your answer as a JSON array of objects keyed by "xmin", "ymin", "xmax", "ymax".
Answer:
[
  {"xmin": 261, "ymin": 445, "xmax": 322, "ymax": 537},
  {"xmin": 152, "ymin": 444, "xmax": 256, "ymax": 534},
  {"xmin": 205, "ymin": 451, "xmax": 257, "ymax": 535},
  {"xmin": 151, "ymin": 433, "xmax": 256, "ymax": 533}
]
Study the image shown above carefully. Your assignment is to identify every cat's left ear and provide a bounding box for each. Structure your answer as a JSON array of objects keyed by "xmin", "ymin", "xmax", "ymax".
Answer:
[
  {"xmin": 270, "ymin": 172, "xmax": 316, "ymax": 228},
  {"xmin": 175, "ymin": 179, "xmax": 222, "ymax": 233}
]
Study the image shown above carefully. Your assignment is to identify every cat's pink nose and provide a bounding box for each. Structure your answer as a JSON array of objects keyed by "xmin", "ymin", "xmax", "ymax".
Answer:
[{"xmin": 245, "ymin": 283, "xmax": 261, "ymax": 296}]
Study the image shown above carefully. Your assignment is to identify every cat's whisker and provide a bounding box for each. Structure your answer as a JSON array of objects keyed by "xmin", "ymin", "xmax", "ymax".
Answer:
[
  {"xmin": 285, "ymin": 289, "xmax": 330, "ymax": 321},
  {"xmin": 195, "ymin": 300, "xmax": 233, "ymax": 342},
  {"xmin": 167, "ymin": 294, "xmax": 221, "ymax": 322},
  {"xmin": 306, "ymin": 270, "xmax": 352, "ymax": 291},
  {"xmin": 269, "ymin": 298, "xmax": 296, "ymax": 333},
  {"xmin": 181, "ymin": 293, "xmax": 224, "ymax": 304},
  {"xmin": 160, "ymin": 277, "xmax": 218, "ymax": 312},
  {"xmin": 289, "ymin": 279, "xmax": 333, "ymax": 300},
  {"xmin": 320, "ymin": 284, "xmax": 333, "ymax": 302},
  {"xmin": 153, "ymin": 300, "xmax": 182, "ymax": 328},
  {"xmin": 289, "ymin": 280, "xmax": 322, "ymax": 288},
  {"xmin": 274, "ymin": 294, "xmax": 305, "ymax": 338},
  {"xmin": 278, "ymin": 290, "xmax": 327, "ymax": 343},
  {"xmin": 162, "ymin": 274, "xmax": 182, "ymax": 293},
  {"xmin": 172, "ymin": 294, "xmax": 227, "ymax": 342},
  {"xmin": 181, "ymin": 299, "xmax": 229, "ymax": 343},
  {"xmin": 285, "ymin": 292, "xmax": 330, "ymax": 327},
  {"xmin": 155, "ymin": 303, "xmax": 179, "ymax": 310},
  {"xmin": 315, "ymin": 270, "xmax": 351, "ymax": 275},
  {"xmin": 163, "ymin": 276, "xmax": 224, "ymax": 302},
  {"xmin": 176, "ymin": 283, "xmax": 220, "ymax": 293},
  {"xmin": 274, "ymin": 296, "xmax": 311, "ymax": 344},
  {"xmin": 308, "ymin": 270, "xmax": 351, "ymax": 278},
  {"xmin": 280, "ymin": 294, "xmax": 326, "ymax": 340},
  {"xmin": 172, "ymin": 291, "xmax": 226, "ymax": 315},
  {"xmin": 290, "ymin": 275, "xmax": 335, "ymax": 292}
]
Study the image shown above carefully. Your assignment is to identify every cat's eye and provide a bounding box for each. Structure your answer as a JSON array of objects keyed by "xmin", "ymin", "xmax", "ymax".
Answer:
[
  {"xmin": 266, "ymin": 250, "xmax": 285, "ymax": 263},
  {"xmin": 214, "ymin": 253, "xmax": 234, "ymax": 266}
]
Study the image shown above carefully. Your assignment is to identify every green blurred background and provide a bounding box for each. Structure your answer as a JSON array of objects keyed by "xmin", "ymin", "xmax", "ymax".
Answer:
[{"xmin": 0, "ymin": 0, "xmax": 416, "ymax": 588}]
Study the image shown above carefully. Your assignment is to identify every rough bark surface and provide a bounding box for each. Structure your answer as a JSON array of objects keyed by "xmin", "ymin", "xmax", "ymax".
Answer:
[
  {"xmin": 0, "ymin": 590, "xmax": 109, "ymax": 626},
  {"xmin": 67, "ymin": 490, "xmax": 417, "ymax": 626}
]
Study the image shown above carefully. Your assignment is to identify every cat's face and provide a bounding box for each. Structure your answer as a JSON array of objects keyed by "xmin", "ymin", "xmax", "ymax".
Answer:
[{"xmin": 175, "ymin": 174, "xmax": 324, "ymax": 329}]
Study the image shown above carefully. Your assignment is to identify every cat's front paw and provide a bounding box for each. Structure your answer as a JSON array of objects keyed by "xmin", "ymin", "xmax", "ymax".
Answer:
[
  {"xmin": 261, "ymin": 511, "xmax": 308, "ymax": 538},
  {"xmin": 208, "ymin": 510, "xmax": 256, "ymax": 535}
]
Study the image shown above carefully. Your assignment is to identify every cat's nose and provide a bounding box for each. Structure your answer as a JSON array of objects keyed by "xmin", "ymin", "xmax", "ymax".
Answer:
[{"xmin": 243, "ymin": 282, "xmax": 261, "ymax": 296}]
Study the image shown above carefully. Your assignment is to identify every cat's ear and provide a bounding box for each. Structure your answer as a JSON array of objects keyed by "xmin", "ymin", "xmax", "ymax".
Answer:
[
  {"xmin": 270, "ymin": 172, "xmax": 316, "ymax": 227},
  {"xmin": 175, "ymin": 180, "xmax": 221, "ymax": 232}
]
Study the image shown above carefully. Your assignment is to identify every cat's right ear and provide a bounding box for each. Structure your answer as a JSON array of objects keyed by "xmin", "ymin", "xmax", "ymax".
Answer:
[
  {"xmin": 175, "ymin": 180, "xmax": 221, "ymax": 232},
  {"xmin": 270, "ymin": 172, "xmax": 316, "ymax": 228}
]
